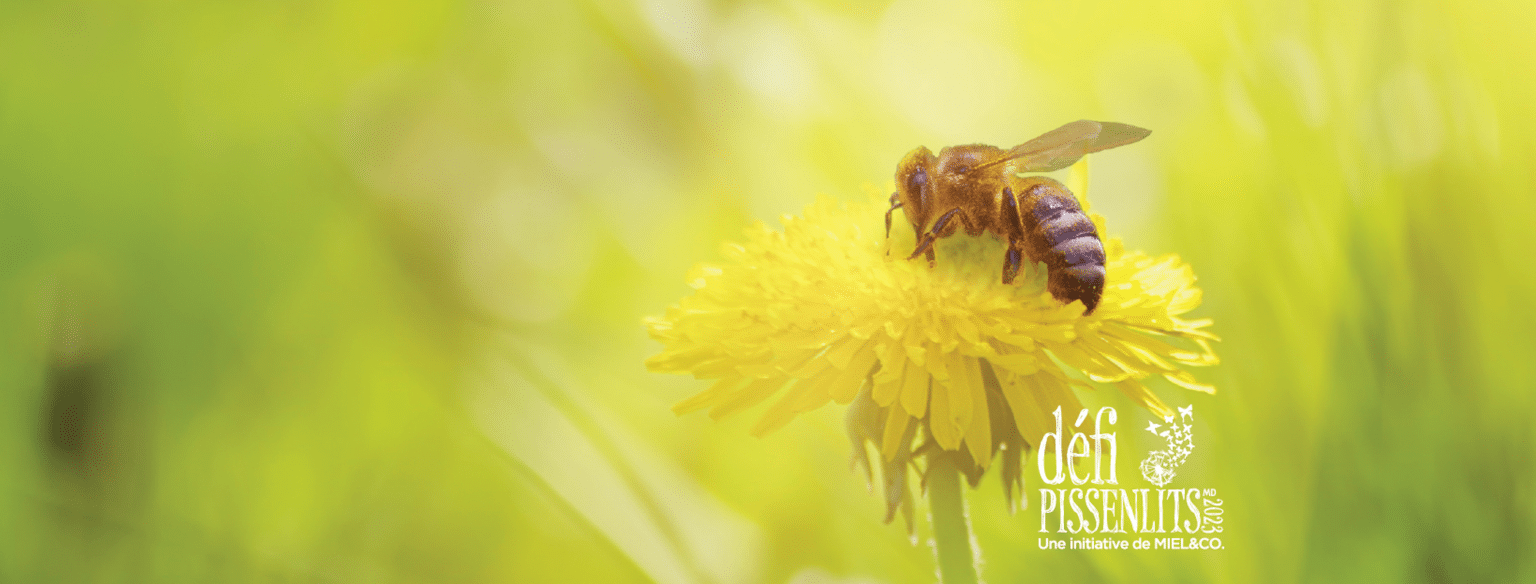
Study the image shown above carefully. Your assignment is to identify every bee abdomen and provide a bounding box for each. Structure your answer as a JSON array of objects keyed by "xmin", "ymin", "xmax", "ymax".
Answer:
[
  {"xmin": 1025, "ymin": 191, "xmax": 1106, "ymax": 313},
  {"xmin": 1050, "ymin": 226, "xmax": 1106, "ymax": 267},
  {"xmin": 1050, "ymin": 256, "xmax": 1105, "ymax": 314}
]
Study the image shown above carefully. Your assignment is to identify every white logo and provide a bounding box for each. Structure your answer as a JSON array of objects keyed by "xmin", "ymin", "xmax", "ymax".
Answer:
[
  {"xmin": 1033, "ymin": 403, "xmax": 1226, "ymax": 549},
  {"xmin": 1139, "ymin": 405, "xmax": 1195, "ymax": 487}
]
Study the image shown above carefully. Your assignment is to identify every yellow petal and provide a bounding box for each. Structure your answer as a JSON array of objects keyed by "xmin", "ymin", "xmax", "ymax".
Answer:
[
  {"xmin": 998, "ymin": 373, "xmax": 1049, "ymax": 447},
  {"xmin": 945, "ymin": 356, "xmax": 977, "ymax": 432},
  {"xmin": 709, "ymin": 376, "xmax": 790, "ymax": 419},
  {"xmin": 964, "ymin": 367, "xmax": 992, "ymax": 469},
  {"xmin": 1114, "ymin": 378, "xmax": 1172, "ymax": 418},
  {"xmin": 986, "ymin": 351, "xmax": 1039, "ymax": 376},
  {"xmin": 871, "ymin": 346, "xmax": 906, "ymax": 407},
  {"xmin": 1050, "ymin": 341, "xmax": 1129, "ymax": 382},
  {"xmin": 881, "ymin": 403, "xmax": 912, "ymax": 461},
  {"xmin": 824, "ymin": 336, "xmax": 869, "ymax": 370},
  {"xmin": 672, "ymin": 376, "xmax": 742, "ymax": 415},
  {"xmin": 752, "ymin": 379, "xmax": 821, "ymax": 436},
  {"xmin": 929, "ymin": 376, "xmax": 962, "ymax": 450},
  {"xmin": 900, "ymin": 361, "xmax": 930, "ymax": 419},
  {"xmin": 1164, "ymin": 370, "xmax": 1216, "ymax": 394},
  {"xmin": 1033, "ymin": 372, "xmax": 1085, "ymax": 420},
  {"xmin": 829, "ymin": 345, "xmax": 880, "ymax": 404}
]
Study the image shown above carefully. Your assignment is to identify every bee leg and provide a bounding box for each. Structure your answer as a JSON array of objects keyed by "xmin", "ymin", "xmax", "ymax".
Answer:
[
  {"xmin": 1001, "ymin": 189, "xmax": 1024, "ymax": 284},
  {"xmin": 907, "ymin": 232, "xmax": 936, "ymax": 263},
  {"xmin": 907, "ymin": 207, "xmax": 963, "ymax": 267},
  {"xmin": 884, "ymin": 193, "xmax": 904, "ymax": 256},
  {"xmin": 1002, "ymin": 246, "xmax": 1022, "ymax": 284}
]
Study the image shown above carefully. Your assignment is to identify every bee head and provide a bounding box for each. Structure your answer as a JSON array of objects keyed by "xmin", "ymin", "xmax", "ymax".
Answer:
[{"xmin": 895, "ymin": 146, "xmax": 936, "ymax": 201}]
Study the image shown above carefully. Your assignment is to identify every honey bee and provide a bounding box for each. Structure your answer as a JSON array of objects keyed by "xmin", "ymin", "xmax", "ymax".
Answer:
[{"xmin": 885, "ymin": 120, "xmax": 1150, "ymax": 314}]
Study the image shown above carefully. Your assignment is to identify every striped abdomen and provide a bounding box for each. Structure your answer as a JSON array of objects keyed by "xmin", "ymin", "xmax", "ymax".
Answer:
[{"xmin": 1018, "ymin": 179, "xmax": 1106, "ymax": 314}]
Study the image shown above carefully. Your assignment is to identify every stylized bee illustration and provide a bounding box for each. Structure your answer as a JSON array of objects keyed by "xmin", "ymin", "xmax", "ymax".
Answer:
[{"xmin": 885, "ymin": 120, "xmax": 1150, "ymax": 314}]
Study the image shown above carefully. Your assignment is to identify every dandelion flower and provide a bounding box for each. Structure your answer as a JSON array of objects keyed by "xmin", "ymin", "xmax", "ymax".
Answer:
[{"xmin": 644, "ymin": 161, "xmax": 1218, "ymax": 528}]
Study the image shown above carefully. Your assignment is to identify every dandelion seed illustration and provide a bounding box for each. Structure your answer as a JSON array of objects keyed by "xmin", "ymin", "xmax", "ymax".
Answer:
[{"xmin": 1140, "ymin": 404, "xmax": 1197, "ymax": 486}]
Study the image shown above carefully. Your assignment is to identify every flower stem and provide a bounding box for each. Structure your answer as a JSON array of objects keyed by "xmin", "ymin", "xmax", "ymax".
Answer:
[{"xmin": 928, "ymin": 452, "xmax": 979, "ymax": 584}]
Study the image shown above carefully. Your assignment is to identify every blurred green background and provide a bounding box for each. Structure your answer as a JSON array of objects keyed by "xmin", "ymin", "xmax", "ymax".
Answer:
[{"xmin": 2, "ymin": 0, "xmax": 1533, "ymax": 582}]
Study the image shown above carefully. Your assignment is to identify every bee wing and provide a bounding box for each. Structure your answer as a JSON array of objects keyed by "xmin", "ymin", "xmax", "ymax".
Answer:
[{"xmin": 993, "ymin": 120, "xmax": 1151, "ymax": 173}]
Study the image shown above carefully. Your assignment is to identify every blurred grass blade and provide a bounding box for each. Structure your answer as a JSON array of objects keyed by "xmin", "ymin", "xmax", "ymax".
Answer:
[{"xmin": 471, "ymin": 340, "xmax": 761, "ymax": 584}]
